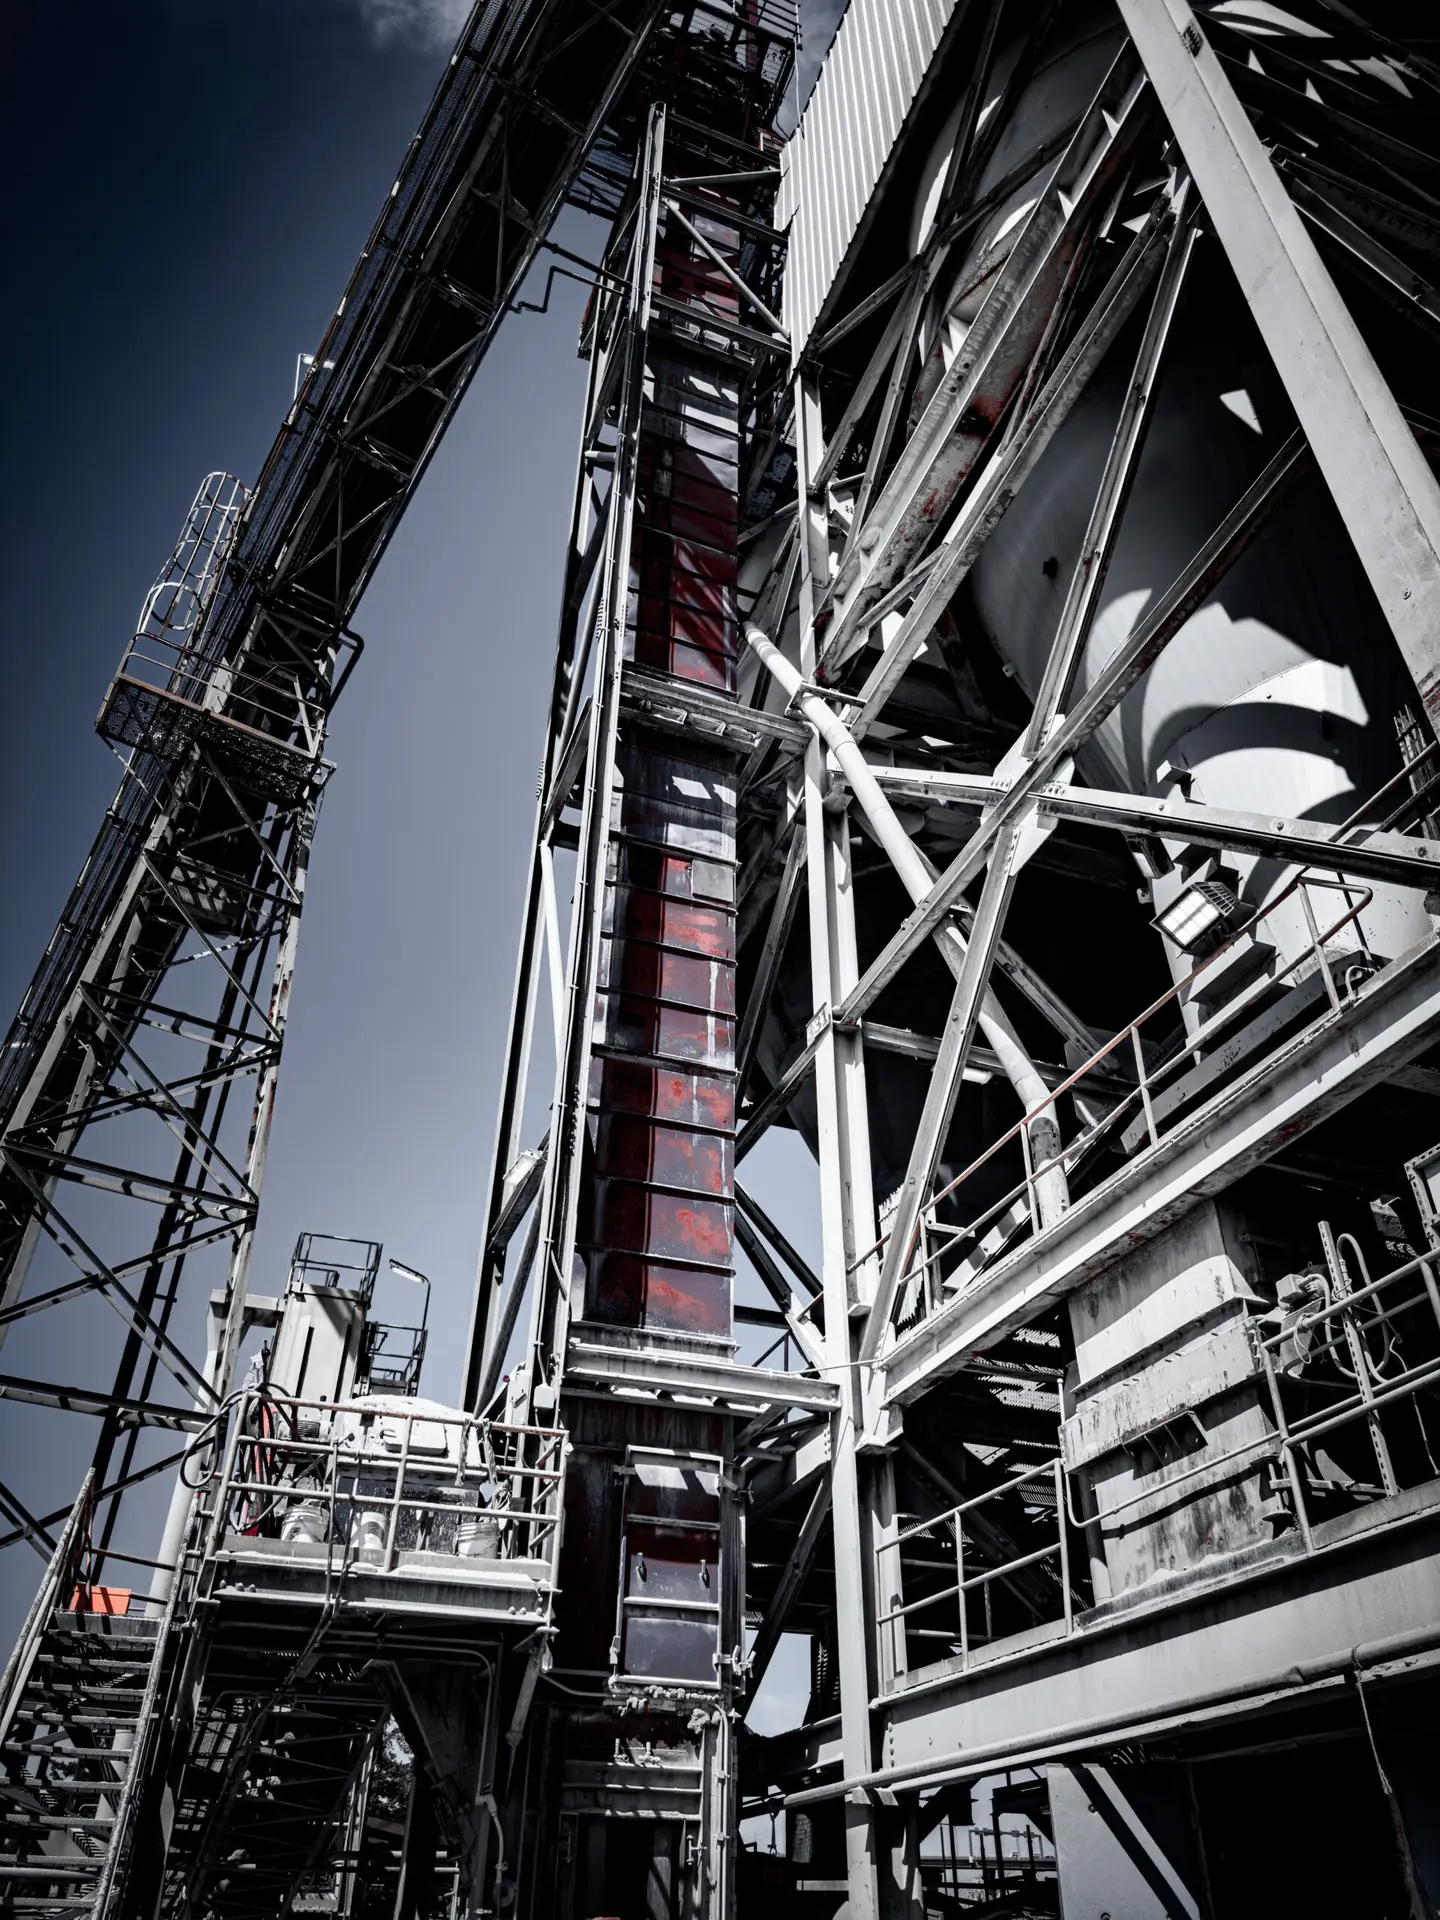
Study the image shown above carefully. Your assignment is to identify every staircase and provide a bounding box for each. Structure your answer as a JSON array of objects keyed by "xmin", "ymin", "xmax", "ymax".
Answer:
[{"xmin": 0, "ymin": 1478, "xmax": 170, "ymax": 1919}]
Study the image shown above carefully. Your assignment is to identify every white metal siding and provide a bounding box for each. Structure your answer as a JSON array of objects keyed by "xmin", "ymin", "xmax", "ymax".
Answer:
[{"xmin": 779, "ymin": 0, "xmax": 958, "ymax": 356}]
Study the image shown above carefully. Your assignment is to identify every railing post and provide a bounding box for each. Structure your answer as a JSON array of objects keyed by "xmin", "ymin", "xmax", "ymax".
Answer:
[
  {"xmin": 1056, "ymin": 1456, "xmax": 1072, "ymax": 1634},
  {"xmin": 388, "ymin": 1409, "xmax": 414, "ymax": 1571},
  {"xmin": 1298, "ymin": 880, "xmax": 1343, "ymax": 1011},
  {"xmin": 1322, "ymin": 1222, "xmax": 1400, "ymax": 1497},
  {"xmin": 1132, "ymin": 1025, "xmax": 1158, "ymax": 1148},
  {"xmin": 1017, "ymin": 1122, "xmax": 1039, "ymax": 1233},
  {"xmin": 1254, "ymin": 1326, "xmax": 1314, "ymax": 1553},
  {"xmin": 1418, "ymin": 1256, "xmax": 1440, "ymax": 1338},
  {"xmin": 955, "ymin": 1508, "xmax": 968, "ymax": 1668},
  {"xmin": 205, "ymin": 1397, "xmax": 245, "ymax": 1561}
]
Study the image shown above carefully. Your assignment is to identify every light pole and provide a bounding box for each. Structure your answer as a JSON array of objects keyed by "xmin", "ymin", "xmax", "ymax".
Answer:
[{"xmin": 388, "ymin": 1258, "xmax": 431, "ymax": 1336}]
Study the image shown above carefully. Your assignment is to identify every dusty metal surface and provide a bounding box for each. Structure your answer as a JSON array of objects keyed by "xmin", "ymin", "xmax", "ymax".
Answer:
[{"xmin": 7, "ymin": 0, "xmax": 1440, "ymax": 1916}]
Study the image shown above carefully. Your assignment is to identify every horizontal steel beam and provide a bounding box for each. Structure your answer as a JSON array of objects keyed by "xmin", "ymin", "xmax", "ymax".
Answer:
[
  {"xmin": 794, "ymin": 1504, "xmax": 1440, "ymax": 1802},
  {"xmin": 881, "ymin": 934, "xmax": 1440, "ymax": 1407},
  {"xmin": 865, "ymin": 766, "xmax": 1440, "ymax": 890},
  {"xmin": 621, "ymin": 662, "xmax": 808, "ymax": 753},
  {"xmin": 564, "ymin": 1338, "xmax": 837, "ymax": 1411},
  {"xmin": 0, "ymin": 1374, "xmax": 206, "ymax": 1431}
]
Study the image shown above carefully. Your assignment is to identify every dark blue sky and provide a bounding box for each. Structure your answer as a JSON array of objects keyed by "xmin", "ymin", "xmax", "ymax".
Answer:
[
  {"xmin": 0, "ymin": 0, "xmax": 836, "ymax": 1690},
  {"xmin": 0, "ymin": 0, "xmax": 599, "ymax": 1617},
  {"xmin": 1, "ymin": 0, "xmax": 465, "ymax": 933}
]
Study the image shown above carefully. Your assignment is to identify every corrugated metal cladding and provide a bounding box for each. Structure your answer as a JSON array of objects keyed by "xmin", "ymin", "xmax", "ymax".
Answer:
[{"xmin": 779, "ymin": 0, "xmax": 959, "ymax": 356}]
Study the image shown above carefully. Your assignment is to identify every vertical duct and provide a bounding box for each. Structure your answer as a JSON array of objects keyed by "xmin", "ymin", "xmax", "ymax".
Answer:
[{"xmin": 581, "ymin": 215, "xmax": 748, "ymax": 1344}]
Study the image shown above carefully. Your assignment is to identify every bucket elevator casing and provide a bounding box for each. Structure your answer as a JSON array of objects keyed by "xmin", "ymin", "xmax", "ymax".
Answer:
[{"xmin": 4, "ymin": 1, "xmax": 1440, "ymax": 1918}]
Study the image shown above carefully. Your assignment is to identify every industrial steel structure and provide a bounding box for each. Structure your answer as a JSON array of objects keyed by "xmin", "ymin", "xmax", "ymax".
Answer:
[{"xmin": 2, "ymin": 0, "xmax": 1440, "ymax": 1914}]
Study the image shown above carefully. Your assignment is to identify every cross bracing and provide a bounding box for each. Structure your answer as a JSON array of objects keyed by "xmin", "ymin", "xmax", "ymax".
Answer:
[{"xmin": 4, "ymin": 0, "xmax": 1440, "ymax": 1917}]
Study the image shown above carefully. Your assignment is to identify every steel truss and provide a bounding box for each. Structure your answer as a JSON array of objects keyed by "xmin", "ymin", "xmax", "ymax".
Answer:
[
  {"xmin": 6, "ymin": 0, "xmax": 1440, "ymax": 1917},
  {"xmin": 668, "ymin": 2, "xmax": 1440, "ymax": 1916},
  {"xmin": 0, "ymin": 0, "xmax": 667, "ymax": 1571}
]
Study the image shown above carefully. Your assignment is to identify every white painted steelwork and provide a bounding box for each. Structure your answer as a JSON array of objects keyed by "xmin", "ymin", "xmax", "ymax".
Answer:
[{"xmin": 777, "ymin": 0, "xmax": 959, "ymax": 354}]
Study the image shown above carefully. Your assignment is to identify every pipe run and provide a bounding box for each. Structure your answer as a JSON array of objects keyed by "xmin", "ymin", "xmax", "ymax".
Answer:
[
  {"xmin": 746, "ymin": 624, "xmax": 1069, "ymax": 1227},
  {"xmin": 783, "ymin": 1619, "xmax": 1440, "ymax": 1806}
]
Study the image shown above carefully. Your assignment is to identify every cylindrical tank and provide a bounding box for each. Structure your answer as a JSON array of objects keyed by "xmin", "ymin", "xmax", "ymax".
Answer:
[{"xmin": 749, "ymin": 8, "xmax": 1426, "ymax": 1219}]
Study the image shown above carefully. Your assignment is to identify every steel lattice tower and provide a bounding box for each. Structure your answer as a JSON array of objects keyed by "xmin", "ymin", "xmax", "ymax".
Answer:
[{"xmin": 4, "ymin": 1, "xmax": 1440, "ymax": 1916}]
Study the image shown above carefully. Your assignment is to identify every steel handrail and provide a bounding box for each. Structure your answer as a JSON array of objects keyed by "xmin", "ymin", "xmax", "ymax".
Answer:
[
  {"xmin": 0, "ymin": 1470, "xmax": 95, "ymax": 1758},
  {"xmin": 866, "ymin": 875, "xmax": 1377, "ymax": 1307},
  {"xmin": 881, "ymin": 1459, "xmax": 1069, "ymax": 1635},
  {"xmin": 214, "ymin": 1391, "xmax": 568, "ymax": 1566},
  {"xmin": 884, "ymin": 1232, "xmax": 1440, "ymax": 1655}
]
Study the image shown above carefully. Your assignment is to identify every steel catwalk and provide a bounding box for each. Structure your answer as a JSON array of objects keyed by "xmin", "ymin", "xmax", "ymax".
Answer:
[{"xmin": 4, "ymin": 2, "xmax": 1440, "ymax": 1917}]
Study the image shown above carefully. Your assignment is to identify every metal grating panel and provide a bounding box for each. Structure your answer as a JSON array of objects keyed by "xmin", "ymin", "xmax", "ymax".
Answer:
[{"xmin": 779, "ymin": 0, "xmax": 958, "ymax": 354}]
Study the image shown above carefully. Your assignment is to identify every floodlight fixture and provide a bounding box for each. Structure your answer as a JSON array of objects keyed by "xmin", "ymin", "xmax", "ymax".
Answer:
[{"xmin": 1152, "ymin": 877, "xmax": 1240, "ymax": 953}]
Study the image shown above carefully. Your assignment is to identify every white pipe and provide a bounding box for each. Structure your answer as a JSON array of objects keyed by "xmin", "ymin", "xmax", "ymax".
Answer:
[{"xmin": 747, "ymin": 624, "xmax": 1068, "ymax": 1226}]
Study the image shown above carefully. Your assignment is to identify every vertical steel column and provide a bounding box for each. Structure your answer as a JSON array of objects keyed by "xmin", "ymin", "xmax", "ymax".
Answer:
[
  {"xmin": 1116, "ymin": 0, "xmax": 1440, "ymax": 729},
  {"xmin": 794, "ymin": 371, "xmax": 883, "ymax": 1920},
  {"xmin": 517, "ymin": 107, "xmax": 668, "ymax": 1423},
  {"xmin": 464, "ymin": 336, "xmax": 608, "ymax": 1413}
]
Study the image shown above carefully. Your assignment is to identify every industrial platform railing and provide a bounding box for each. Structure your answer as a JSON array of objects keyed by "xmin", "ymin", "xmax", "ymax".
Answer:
[
  {"xmin": 94, "ymin": 468, "xmax": 319, "ymax": 764},
  {"xmin": 1255, "ymin": 1229, "xmax": 1440, "ymax": 1546},
  {"xmin": 205, "ymin": 1391, "xmax": 568, "ymax": 1583},
  {"xmin": 878, "ymin": 871, "xmax": 1384, "ymax": 1335},
  {"xmin": 880, "ymin": 1457, "xmax": 1072, "ymax": 1663},
  {"xmin": 98, "ymin": 613, "xmax": 328, "ymax": 784},
  {"xmin": 879, "ymin": 1225, "xmax": 1440, "ymax": 1676},
  {"xmin": 922, "ymin": 1815, "xmax": 1058, "ymax": 1902}
]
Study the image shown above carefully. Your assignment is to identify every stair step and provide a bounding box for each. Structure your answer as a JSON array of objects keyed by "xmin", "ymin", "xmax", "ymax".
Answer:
[
  {"xmin": 0, "ymin": 1861, "xmax": 104, "ymax": 1879},
  {"xmin": 0, "ymin": 1774, "xmax": 125, "ymax": 1789},
  {"xmin": 2, "ymin": 1750, "xmax": 129, "ymax": 1765},
  {"xmin": 33, "ymin": 1657, "xmax": 151, "ymax": 1674},
  {"xmin": 0, "ymin": 1819, "xmax": 114, "ymax": 1834},
  {"xmin": 13, "ymin": 1702, "xmax": 144, "ymax": 1722},
  {"xmin": 10, "ymin": 1715, "xmax": 140, "ymax": 1731},
  {"xmin": 5, "ymin": 1902, "xmax": 99, "ymax": 1914},
  {"xmin": 7, "ymin": 1903, "xmax": 100, "ymax": 1912},
  {"xmin": 18, "ymin": 1685, "xmax": 146, "ymax": 1703},
  {"xmin": 48, "ymin": 1618, "xmax": 156, "ymax": 1638}
]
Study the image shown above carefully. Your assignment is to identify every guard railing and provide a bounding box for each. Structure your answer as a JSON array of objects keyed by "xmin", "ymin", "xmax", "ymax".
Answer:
[
  {"xmin": 879, "ymin": 1224, "xmax": 1440, "ymax": 1678},
  {"xmin": 205, "ymin": 1391, "xmax": 567, "ymax": 1584},
  {"xmin": 874, "ymin": 871, "xmax": 1381, "ymax": 1336}
]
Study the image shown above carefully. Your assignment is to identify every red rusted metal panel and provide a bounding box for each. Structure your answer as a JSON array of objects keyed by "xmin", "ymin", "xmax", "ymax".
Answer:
[
  {"xmin": 631, "ymin": 633, "xmax": 735, "ymax": 691},
  {"xmin": 601, "ymin": 887, "xmax": 733, "ymax": 958},
  {"xmin": 608, "ymin": 842, "xmax": 726, "ymax": 902},
  {"xmin": 598, "ymin": 939, "xmax": 736, "ymax": 1017},
  {"xmin": 587, "ymin": 1180, "xmax": 732, "ymax": 1267},
  {"xmin": 594, "ymin": 993, "xmax": 735, "ymax": 1071},
  {"xmin": 580, "ymin": 202, "xmax": 752, "ymax": 1338},
  {"xmin": 594, "ymin": 1115, "xmax": 732, "ymax": 1192},
  {"xmin": 588, "ymin": 1058, "xmax": 733, "ymax": 1135},
  {"xmin": 583, "ymin": 1254, "xmax": 730, "ymax": 1334}
]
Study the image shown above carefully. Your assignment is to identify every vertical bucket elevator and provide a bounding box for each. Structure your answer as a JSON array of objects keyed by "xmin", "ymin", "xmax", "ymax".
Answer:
[{"xmin": 5, "ymin": 1, "xmax": 1440, "ymax": 1917}]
